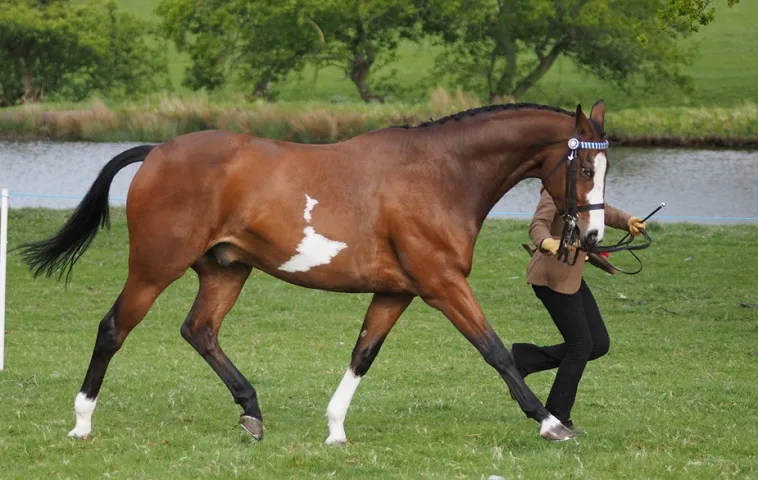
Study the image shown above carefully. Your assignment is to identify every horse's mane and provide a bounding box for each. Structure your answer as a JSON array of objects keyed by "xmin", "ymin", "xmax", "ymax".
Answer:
[{"xmin": 400, "ymin": 102, "xmax": 605, "ymax": 137}]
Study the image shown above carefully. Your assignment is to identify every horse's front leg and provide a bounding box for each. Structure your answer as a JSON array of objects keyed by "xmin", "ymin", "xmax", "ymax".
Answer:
[
  {"xmin": 325, "ymin": 293, "xmax": 414, "ymax": 445},
  {"xmin": 418, "ymin": 271, "xmax": 574, "ymax": 442}
]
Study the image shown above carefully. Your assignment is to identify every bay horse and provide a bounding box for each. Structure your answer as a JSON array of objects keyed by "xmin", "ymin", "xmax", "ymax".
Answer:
[{"xmin": 20, "ymin": 100, "xmax": 610, "ymax": 444}]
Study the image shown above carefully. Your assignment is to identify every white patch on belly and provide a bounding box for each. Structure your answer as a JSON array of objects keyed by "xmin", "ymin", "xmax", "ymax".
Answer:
[
  {"xmin": 279, "ymin": 194, "xmax": 347, "ymax": 273},
  {"xmin": 279, "ymin": 227, "xmax": 347, "ymax": 272},
  {"xmin": 586, "ymin": 153, "xmax": 607, "ymax": 242}
]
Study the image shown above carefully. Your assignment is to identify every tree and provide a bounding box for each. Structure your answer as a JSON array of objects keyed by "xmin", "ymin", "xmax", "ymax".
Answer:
[
  {"xmin": 84, "ymin": 2, "xmax": 171, "ymax": 100},
  {"xmin": 305, "ymin": 0, "xmax": 421, "ymax": 102},
  {"xmin": 157, "ymin": 0, "xmax": 421, "ymax": 102},
  {"xmin": 421, "ymin": 0, "xmax": 737, "ymax": 103},
  {"xmin": 659, "ymin": 0, "xmax": 740, "ymax": 33},
  {"xmin": 157, "ymin": 0, "xmax": 318, "ymax": 98},
  {"xmin": 0, "ymin": 0, "xmax": 167, "ymax": 106}
]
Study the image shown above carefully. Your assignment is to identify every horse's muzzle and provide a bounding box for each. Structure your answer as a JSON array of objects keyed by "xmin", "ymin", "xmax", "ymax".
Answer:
[{"xmin": 584, "ymin": 230, "xmax": 599, "ymax": 250}]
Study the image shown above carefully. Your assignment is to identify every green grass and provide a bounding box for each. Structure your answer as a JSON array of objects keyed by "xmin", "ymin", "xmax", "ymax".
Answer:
[
  {"xmin": 113, "ymin": 1, "xmax": 758, "ymax": 109},
  {"xmin": 1, "ymin": 209, "xmax": 757, "ymax": 479}
]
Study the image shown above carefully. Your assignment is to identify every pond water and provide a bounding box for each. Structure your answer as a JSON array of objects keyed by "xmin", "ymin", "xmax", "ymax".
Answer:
[{"xmin": 1, "ymin": 141, "xmax": 756, "ymax": 223}]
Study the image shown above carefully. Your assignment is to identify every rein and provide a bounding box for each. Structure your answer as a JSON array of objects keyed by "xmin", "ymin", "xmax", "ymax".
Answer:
[
  {"xmin": 589, "ymin": 203, "xmax": 665, "ymax": 274},
  {"xmin": 545, "ymin": 138, "xmax": 663, "ymax": 274}
]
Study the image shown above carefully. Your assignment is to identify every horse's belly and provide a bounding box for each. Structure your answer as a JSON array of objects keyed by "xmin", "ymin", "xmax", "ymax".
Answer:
[
  {"xmin": 215, "ymin": 236, "xmax": 413, "ymax": 294},
  {"xmin": 259, "ymin": 254, "xmax": 413, "ymax": 294}
]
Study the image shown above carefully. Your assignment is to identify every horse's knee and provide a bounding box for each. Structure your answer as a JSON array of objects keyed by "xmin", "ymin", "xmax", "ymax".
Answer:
[{"xmin": 180, "ymin": 321, "xmax": 217, "ymax": 356}]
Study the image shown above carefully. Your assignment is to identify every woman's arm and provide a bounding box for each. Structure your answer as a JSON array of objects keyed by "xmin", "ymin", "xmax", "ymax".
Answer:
[
  {"xmin": 605, "ymin": 204, "xmax": 632, "ymax": 231},
  {"xmin": 606, "ymin": 204, "xmax": 645, "ymax": 234},
  {"xmin": 530, "ymin": 190, "xmax": 558, "ymax": 251}
]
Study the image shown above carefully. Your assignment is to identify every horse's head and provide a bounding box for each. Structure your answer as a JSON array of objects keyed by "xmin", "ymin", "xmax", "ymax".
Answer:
[{"xmin": 542, "ymin": 100, "xmax": 608, "ymax": 250}]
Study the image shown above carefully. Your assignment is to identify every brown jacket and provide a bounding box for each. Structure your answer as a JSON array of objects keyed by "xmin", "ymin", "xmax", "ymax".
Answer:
[{"xmin": 526, "ymin": 189, "xmax": 631, "ymax": 294}]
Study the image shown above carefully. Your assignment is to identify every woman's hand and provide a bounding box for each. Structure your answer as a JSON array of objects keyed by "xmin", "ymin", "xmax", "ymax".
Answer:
[
  {"xmin": 627, "ymin": 216, "xmax": 646, "ymax": 236},
  {"xmin": 540, "ymin": 238, "xmax": 560, "ymax": 255}
]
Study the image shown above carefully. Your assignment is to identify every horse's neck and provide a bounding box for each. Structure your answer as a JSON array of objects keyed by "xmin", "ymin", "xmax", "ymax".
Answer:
[{"xmin": 432, "ymin": 112, "xmax": 570, "ymax": 223}]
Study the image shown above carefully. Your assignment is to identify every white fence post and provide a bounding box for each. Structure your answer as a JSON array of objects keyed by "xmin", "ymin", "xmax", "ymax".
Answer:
[{"xmin": 0, "ymin": 188, "xmax": 8, "ymax": 370}]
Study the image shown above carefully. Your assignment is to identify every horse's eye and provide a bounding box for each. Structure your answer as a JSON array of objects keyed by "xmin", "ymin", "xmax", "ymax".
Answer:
[{"xmin": 581, "ymin": 167, "xmax": 594, "ymax": 179}]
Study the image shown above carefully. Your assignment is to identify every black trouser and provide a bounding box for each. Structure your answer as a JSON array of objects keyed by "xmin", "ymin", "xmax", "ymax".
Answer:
[{"xmin": 512, "ymin": 280, "xmax": 610, "ymax": 425}]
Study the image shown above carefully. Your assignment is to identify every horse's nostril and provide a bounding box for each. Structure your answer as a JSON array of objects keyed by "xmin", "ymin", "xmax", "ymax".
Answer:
[{"xmin": 586, "ymin": 230, "xmax": 598, "ymax": 247}]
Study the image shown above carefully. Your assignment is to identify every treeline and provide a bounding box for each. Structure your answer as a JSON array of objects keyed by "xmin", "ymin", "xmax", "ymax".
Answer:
[
  {"xmin": 0, "ymin": 0, "xmax": 738, "ymax": 107},
  {"xmin": 0, "ymin": 0, "xmax": 169, "ymax": 106}
]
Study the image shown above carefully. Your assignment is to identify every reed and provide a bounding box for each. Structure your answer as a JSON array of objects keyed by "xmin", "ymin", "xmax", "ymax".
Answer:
[{"xmin": 2, "ymin": 92, "xmax": 757, "ymax": 147}]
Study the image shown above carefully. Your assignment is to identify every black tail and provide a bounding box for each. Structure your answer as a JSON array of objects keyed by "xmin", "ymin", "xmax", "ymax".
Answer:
[{"xmin": 18, "ymin": 145, "xmax": 155, "ymax": 282}]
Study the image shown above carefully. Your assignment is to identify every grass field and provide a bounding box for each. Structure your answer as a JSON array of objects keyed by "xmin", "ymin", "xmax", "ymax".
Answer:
[
  {"xmin": 114, "ymin": 1, "xmax": 758, "ymax": 109},
  {"xmin": 1, "ymin": 209, "xmax": 757, "ymax": 479}
]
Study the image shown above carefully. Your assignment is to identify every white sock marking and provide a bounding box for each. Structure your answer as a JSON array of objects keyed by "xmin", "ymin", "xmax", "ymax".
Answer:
[
  {"xmin": 279, "ymin": 194, "xmax": 347, "ymax": 273},
  {"xmin": 539, "ymin": 414, "xmax": 562, "ymax": 436},
  {"xmin": 586, "ymin": 153, "xmax": 607, "ymax": 242},
  {"xmin": 68, "ymin": 392, "xmax": 97, "ymax": 438},
  {"xmin": 325, "ymin": 369, "xmax": 362, "ymax": 445}
]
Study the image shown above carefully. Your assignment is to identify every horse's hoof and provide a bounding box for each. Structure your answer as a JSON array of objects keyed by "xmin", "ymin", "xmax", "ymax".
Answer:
[
  {"xmin": 240, "ymin": 415, "xmax": 264, "ymax": 440},
  {"xmin": 325, "ymin": 435, "xmax": 348, "ymax": 446},
  {"xmin": 67, "ymin": 427, "xmax": 91, "ymax": 439},
  {"xmin": 540, "ymin": 416, "xmax": 575, "ymax": 442}
]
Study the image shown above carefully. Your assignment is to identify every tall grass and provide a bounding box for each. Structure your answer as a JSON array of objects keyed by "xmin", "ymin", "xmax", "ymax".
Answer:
[{"xmin": 2, "ymin": 90, "xmax": 757, "ymax": 146}]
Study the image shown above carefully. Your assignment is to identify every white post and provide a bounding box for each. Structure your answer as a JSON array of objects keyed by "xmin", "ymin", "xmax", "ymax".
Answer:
[{"xmin": 0, "ymin": 188, "xmax": 7, "ymax": 370}]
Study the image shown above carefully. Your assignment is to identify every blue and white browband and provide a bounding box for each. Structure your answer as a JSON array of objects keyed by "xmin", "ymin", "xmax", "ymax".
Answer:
[{"xmin": 567, "ymin": 138, "xmax": 609, "ymax": 150}]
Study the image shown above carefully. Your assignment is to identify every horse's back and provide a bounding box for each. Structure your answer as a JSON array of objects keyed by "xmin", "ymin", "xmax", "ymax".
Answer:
[{"xmin": 123, "ymin": 129, "xmax": 414, "ymax": 293}]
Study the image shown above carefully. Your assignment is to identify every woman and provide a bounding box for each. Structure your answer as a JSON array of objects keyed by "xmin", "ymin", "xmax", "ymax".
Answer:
[{"xmin": 512, "ymin": 188, "xmax": 646, "ymax": 434}]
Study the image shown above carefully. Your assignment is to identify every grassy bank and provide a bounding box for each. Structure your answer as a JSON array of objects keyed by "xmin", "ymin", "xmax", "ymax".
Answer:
[
  {"xmin": 2, "ymin": 3, "xmax": 756, "ymax": 146},
  {"xmin": 1, "ymin": 209, "xmax": 757, "ymax": 479},
  {"xmin": 116, "ymin": 0, "xmax": 758, "ymax": 111},
  {"xmin": 2, "ymin": 93, "xmax": 757, "ymax": 147}
]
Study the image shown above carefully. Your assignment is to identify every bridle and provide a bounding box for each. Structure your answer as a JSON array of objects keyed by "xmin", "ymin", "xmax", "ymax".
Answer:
[{"xmin": 543, "ymin": 137, "xmax": 663, "ymax": 274}]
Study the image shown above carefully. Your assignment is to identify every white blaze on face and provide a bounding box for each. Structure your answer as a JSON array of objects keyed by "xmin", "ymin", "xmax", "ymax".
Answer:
[
  {"xmin": 585, "ymin": 152, "xmax": 607, "ymax": 242},
  {"xmin": 325, "ymin": 368, "xmax": 362, "ymax": 445},
  {"xmin": 279, "ymin": 194, "xmax": 347, "ymax": 273}
]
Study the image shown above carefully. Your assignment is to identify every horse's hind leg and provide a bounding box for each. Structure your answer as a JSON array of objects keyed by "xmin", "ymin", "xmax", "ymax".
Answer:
[
  {"xmin": 325, "ymin": 293, "xmax": 413, "ymax": 445},
  {"xmin": 69, "ymin": 273, "xmax": 169, "ymax": 438},
  {"xmin": 179, "ymin": 256, "xmax": 262, "ymax": 438}
]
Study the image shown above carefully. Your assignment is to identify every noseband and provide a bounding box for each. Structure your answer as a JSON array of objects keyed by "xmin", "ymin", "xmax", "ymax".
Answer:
[{"xmin": 544, "ymin": 138, "xmax": 661, "ymax": 273}]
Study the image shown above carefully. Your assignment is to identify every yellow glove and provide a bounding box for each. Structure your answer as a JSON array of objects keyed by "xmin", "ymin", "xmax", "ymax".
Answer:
[
  {"xmin": 540, "ymin": 238, "xmax": 560, "ymax": 255},
  {"xmin": 628, "ymin": 216, "xmax": 646, "ymax": 236}
]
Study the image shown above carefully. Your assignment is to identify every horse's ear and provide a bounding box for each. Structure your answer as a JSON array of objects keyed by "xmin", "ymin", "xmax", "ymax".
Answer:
[
  {"xmin": 575, "ymin": 103, "xmax": 593, "ymax": 135},
  {"xmin": 590, "ymin": 99, "xmax": 605, "ymax": 130}
]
